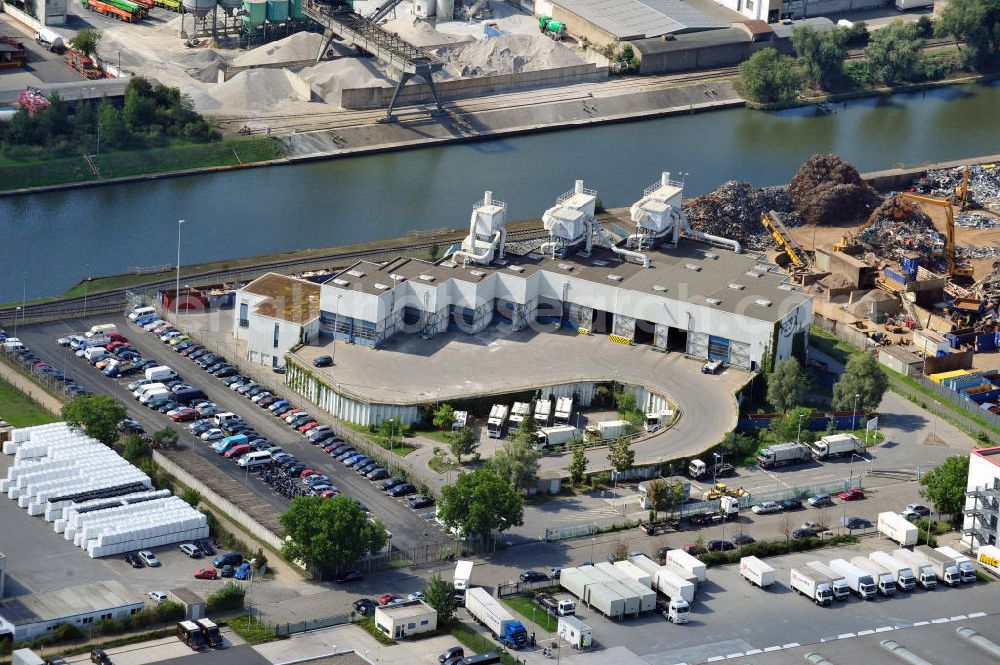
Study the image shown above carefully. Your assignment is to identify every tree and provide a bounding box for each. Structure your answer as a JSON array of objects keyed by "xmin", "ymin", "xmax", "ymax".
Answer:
[
  {"xmin": 738, "ymin": 48, "xmax": 803, "ymax": 104},
  {"xmin": 792, "ymin": 25, "xmax": 848, "ymax": 89},
  {"xmin": 607, "ymin": 436, "xmax": 635, "ymax": 478},
  {"xmin": 69, "ymin": 28, "xmax": 101, "ymax": 58},
  {"xmin": 437, "ymin": 467, "xmax": 523, "ymax": 541},
  {"xmin": 62, "ymin": 394, "xmax": 127, "ymax": 446},
  {"xmin": 832, "ymin": 352, "xmax": 888, "ymax": 412},
  {"xmin": 492, "ymin": 436, "xmax": 540, "ymax": 493},
  {"xmin": 180, "ymin": 488, "xmax": 202, "ymax": 507},
  {"xmin": 447, "ymin": 427, "xmax": 478, "ymax": 463},
  {"xmin": 936, "ymin": 0, "xmax": 1000, "ymax": 69},
  {"xmin": 152, "ymin": 427, "xmax": 179, "ymax": 449},
  {"xmin": 646, "ymin": 479, "xmax": 685, "ymax": 518},
  {"xmin": 280, "ymin": 495, "xmax": 389, "ymax": 574},
  {"xmin": 378, "ymin": 417, "xmax": 401, "ymax": 443},
  {"xmin": 123, "ymin": 85, "xmax": 156, "ymax": 133},
  {"xmin": 767, "ymin": 358, "xmax": 808, "ymax": 412},
  {"xmin": 432, "ymin": 403, "xmax": 455, "ymax": 430},
  {"xmin": 97, "ymin": 98, "xmax": 130, "ymax": 149},
  {"xmin": 768, "ymin": 406, "xmax": 814, "ymax": 442},
  {"xmin": 423, "ymin": 573, "xmax": 458, "ymax": 625},
  {"xmin": 122, "ymin": 434, "xmax": 149, "ymax": 464},
  {"xmin": 511, "ymin": 413, "xmax": 538, "ymax": 444},
  {"xmin": 568, "ymin": 444, "xmax": 588, "ymax": 485},
  {"xmin": 863, "ymin": 21, "xmax": 924, "ymax": 83},
  {"xmin": 919, "ymin": 454, "xmax": 970, "ymax": 522}
]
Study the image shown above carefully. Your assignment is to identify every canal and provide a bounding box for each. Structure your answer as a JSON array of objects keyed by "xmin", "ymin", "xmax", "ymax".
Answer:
[{"xmin": 2, "ymin": 80, "xmax": 1000, "ymax": 302}]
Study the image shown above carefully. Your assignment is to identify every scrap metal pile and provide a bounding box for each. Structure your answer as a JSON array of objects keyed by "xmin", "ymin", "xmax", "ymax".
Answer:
[
  {"xmin": 787, "ymin": 154, "xmax": 882, "ymax": 227},
  {"xmin": 916, "ymin": 165, "xmax": 1000, "ymax": 213},
  {"xmin": 683, "ymin": 181, "xmax": 796, "ymax": 251},
  {"xmin": 856, "ymin": 197, "xmax": 941, "ymax": 265}
]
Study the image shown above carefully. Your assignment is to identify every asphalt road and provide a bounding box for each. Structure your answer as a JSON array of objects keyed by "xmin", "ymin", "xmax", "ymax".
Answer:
[{"xmin": 15, "ymin": 315, "xmax": 443, "ymax": 553}]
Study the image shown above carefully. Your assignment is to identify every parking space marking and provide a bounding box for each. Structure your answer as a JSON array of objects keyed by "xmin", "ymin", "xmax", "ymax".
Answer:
[
  {"xmin": 912, "ymin": 621, "xmax": 929, "ymax": 627},
  {"xmin": 743, "ymin": 649, "xmax": 762, "ymax": 655},
  {"xmin": 782, "ymin": 643, "xmax": 800, "ymax": 648},
  {"xmin": 724, "ymin": 654, "xmax": 744, "ymax": 659},
  {"xmin": 837, "ymin": 633, "xmax": 856, "ymax": 639},
  {"xmin": 950, "ymin": 614, "xmax": 967, "ymax": 621},
  {"xmin": 706, "ymin": 657, "xmax": 726, "ymax": 662},
  {"xmin": 968, "ymin": 612, "xmax": 987, "ymax": 618},
  {"xmin": 931, "ymin": 618, "xmax": 950, "ymax": 623},
  {"xmin": 762, "ymin": 646, "xmax": 782, "ymax": 652},
  {"xmin": 857, "ymin": 629, "xmax": 874, "ymax": 636},
  {"xmin": 875, "ymin": 626, "xmax": 894, "ymax": 633}
]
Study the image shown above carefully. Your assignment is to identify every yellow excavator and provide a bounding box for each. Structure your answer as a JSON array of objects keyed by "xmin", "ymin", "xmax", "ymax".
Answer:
[
  {"xmin": 953, "ymin": 166, "xmax": 970, "ymax": 211},
  {"xmin": 761, "ymin": 211, "xmax": 809, "ymax": 268},
  {"xmin": 702, "ymin": 483, "xmax": 750, "ymax": 501},
  {"xmin": 897, "ymin": 192, "xmax": 975, "ymax": 279}
]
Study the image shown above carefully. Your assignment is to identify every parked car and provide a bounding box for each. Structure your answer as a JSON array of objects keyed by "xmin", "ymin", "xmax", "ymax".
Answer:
[
  {"xmin": 842, "ymin": 516, "xmax": 872, "ymax": 529},
  {"xmin": 409, "ymin": 495, "xmax": 434, "ymax": 509},
  {"xmin": 195, "ymin": 539, "xmax": 216, "ymax": 556},
  {"xmin": 138, "ymin": 551, "xmax": 160, "ymax": 567},
  {"xmin": 220, "ymin": 565, "xmax": 235, "ymax": 578},
  {"xmin": 353, "ymin": 598, "xmax": 377, "ymax": 617},
  {"xmin": 313, "ymin": 355, "xmax": 333, "ymax": 367},
  {"xmin": 904, "ymin": 502, "xmax": 930, "ymax": 517},
  {"xmin": 751, "ymin": 501, "xmax": 782, "ymax": 515},
  {"xmin": 367, "ymin": 468, "xmax": 389, "ymax": 480},
  {"xmin": 179, "ymin": 543, "xmax": 202, "ymax": 558},
  {"xmin": 706, "ymin": 539, "xmax": 736, "ymax": 552},
  {"xmin": 838, "ymin": 489, "xmax": 865, "ymax": 501},
  {"xmin": 519, "ymin": 570, "xmax": 548, "ymax": 583},
  {"xmin": 792, "ymin": 528, "xmax": 818, "ymax": 539},
  {"xmin": 381, "ymin": 478, "xmax": 405, "ymax": 492},
  {"xmin": 730, "ymin": 533, "xmax": 755, "ymax": 546},
  {"xmin": 780, "ymin": 498, "xmax": 804, "ymax": 511},
  {"xmin": 378, "ymin": 592, "xmax": 402, "ymax": 605},
  {"xmin": 800, "ymin": 521, "xmax": 825, "ymax": 532},
  {"xmin": 336, "ymin": 570, "xmax": 363, "ymax": 583},
  {"xmin": 194, "ymin": 568, "xmax": 218, "ymax": 580},
  {"xmin": 387, "ymin": 483, "xmax": 416, "ymax": 497},
  {"xmin": 147, "ymin": 590, "xmax": 167, "ymax": 603},
  {"xmin": 201, "ymin": 429, "xmax": 224, "ymax": 441},
  {"xmin": 807, "ymin": 493, "xmax": 834, "ymax": 508},
  {"xmin": 124, "ymin": 551, "xmax": 143, "ymax": 568},
  {"xmin": 90, "ymin": 648, "xmax": 112, "ymax": 665}
]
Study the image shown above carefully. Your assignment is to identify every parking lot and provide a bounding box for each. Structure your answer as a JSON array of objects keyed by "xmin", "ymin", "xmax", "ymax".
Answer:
[{"xmin": 0, "ymin": 16, "xmax": 85, "ymax": 105}]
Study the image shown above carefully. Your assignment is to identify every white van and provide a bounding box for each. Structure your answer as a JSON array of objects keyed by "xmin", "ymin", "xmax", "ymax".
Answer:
[
  {"xmin": 140, "ymin": 388, "xmax": 170, "ymax": 405},
  {"xmin": 86, "ymin": 323, "xmax": 118, "ymax": 338},
  {"xmin": 129, "ymin": 306, "xmax": 157, "ymax": 321},
  {"xmin": 213, "ymin": 412, "xmax": 241, "ymax": 428},
  {"xmin": 145, "ymin": 366, "xmax": 177, "ymax": 382},
  {"xmin": 237, "ymin": 451, "xmax": 272, "ymax": 469},
  {"xmin": 135, "ymin": 382, "xmax": 166, "ymax": 399}
]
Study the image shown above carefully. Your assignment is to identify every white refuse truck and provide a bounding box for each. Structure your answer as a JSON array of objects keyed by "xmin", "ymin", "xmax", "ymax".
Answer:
[
  {"xmin": 665, "ymin": 549, "xmax": 707, "ymax": 584},
  {"xmin": 554, "ymin": 397, "xmax": 573, "ymax": 425},
  {"xmin": 869, "ymin": 551, "xmax": 917, "ymax": 591},
  {"xmin": 534, "ymin": 398, "xmax": 552, "ymax": 426},
  {"xmin": 805, "ymin": 561, "xmax": 850, "ymax": 601},
  {"xmin": 557, "ymin": 615, "xmax": 592, "ymax": 649},
  {"xmin": 913, "ymin": 545, "xmax": 962, "ymax": 586},
  {"xmin": 829, "ymin": 559, "xmax": 877, "ymax": 600},
  {"xmin": 936, "ymin": 546, "xmax": 977, "ymax": 583},
  {"xmin": 851, "ymin": 557, "xmax": 896, "ymax": 597},
  {"xmin": 486, "ymin": 404, "xmax": 509, "ymax": 438},
  {"xmin": 508, "ymin": 401, "xmax": 530, "ymax": 427},
  {"xmin": 878, "ymin": 512, "xmax": 918, "ymax": 547},
  {"xmin": 454, "ymin": 560, "xmax": 474, "ymax": 590},
  {"xmin": 789, "ymin": 568, "xmax": 833, "ymax": 605},
  {"xmin": 891, "ymin": 549, "xmax": 938, "ymax": 589},
  {"xmin": 536, "ymin": 425, "xmax": 581, "ymax": 449},
  {"xmin": 810, "ymin": 433, "xmax": 865, "ymax": 460},
  {"xmin": 976, "ymin": 544, "xmax": 1000, "ymax": 578},
  {"xmin": 739, "ymin": 556, "xmax": 775, "ymax": 588}
]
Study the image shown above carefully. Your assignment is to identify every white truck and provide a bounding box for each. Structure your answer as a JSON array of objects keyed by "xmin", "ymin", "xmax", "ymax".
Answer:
[
  {"xmin": 35, "ymin": 27, "xmax": 66, "ymax": 52},
  {"xmin": 789, "ymin": 568, "xmax": 833, "ymax": 605},
  {"xmin": 585, "ymin": 419, "xmax": 630, "ymax": 440},
  {"xmin": 936, "ymin": 546, "xmax": 977, "ymax": 583},
  {"xmin": 891, "ymin": 548, "xmax": 939, "ymax": 589},
  {"xmin": 464, "ymin": 587, "xmax": 528, "ymax": 648},
  {"xmin": 508, "ymin": 401, "xmax": 530, "ymax": 427},
  {"xmin": 554, "ymin": 396, "xmax": 573, "ymax": 425},
  {"xmin": 757, "ymin": 442, "xmax": 812, "ymax": 469},
  {"xmin": 739, "ymin": 556, "xmax": 775, "ymax": 588},
  {"xmin": 453, "ymin": 560, "xmax": 474, "ymax": 590},
  {"xmin": 896, "ymin": 0, "xmax": 933, "ymax": 10},
  {"xmin": 869, "ymin": 551, "xmax": 917, "ymax": 591},
  {"xmin": 665, "ymin": 549, "xmax": 707, "ymax": 584},
  {"xmin": 486, "ymin": 404, "xmax": 509, "ymax": 438},
  {"xmin": 976, "ymin": 544, "xmax": 1000, "ymax": 578},
  {"xmin": 851, "ymin": 556, "xmax": 896, "ymax": 597},
  {"xmin": 829, "ymin": 559, "xmax": 877, "ymax": 600},
  {"xmin": 644, "ymin": 409, "xmax": 673, "ymax": 432},
  {"xmin": 805, "ymin": 561, "xmax": 850, "ymax": 601},
  {"xmin": 145, "ymin": 365, "xmax": 177, "ymax": 382},
  {"xmin": 627, "ymin": 555, "xmax": 695, "ymax": 603},
  {"xmin": 810, "ymin": 433, "xmax": 865, "ymax": 460},
  {"xmin": 557, "ymin": 615, "xmax": 592, "ymax": 649},
  {"xmin": 534, "ymin": 398, "xmax": 552, "ymax": 426},
  {"xmin": 536, "ymin": 425, "xmax": 581, "ymax": 449},
  {"xmin": 913, "ymin": 545, "xmax": 962, "ymax": 586},
  {"xmin": 878, "ymin": 511, "xmax": 918, "ymax": 547}
]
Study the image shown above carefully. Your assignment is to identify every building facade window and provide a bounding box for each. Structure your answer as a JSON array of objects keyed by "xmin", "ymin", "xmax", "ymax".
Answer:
[
  {"xmin": 273, "ymin": 322, "xmax": 280, "ymax": 348},
  {"xmin": 239, "ymin": 302, "xmax": 249, "ymax": 328}
]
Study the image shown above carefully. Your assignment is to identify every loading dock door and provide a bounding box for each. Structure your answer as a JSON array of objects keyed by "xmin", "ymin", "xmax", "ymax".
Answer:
[
  {"xmin": 666, "ymin": 326, "xmax": 687, "ymax": 352},
  {"xmin": 634, "ymin": 320, "xmax": 655, "ymax": 346},
  {"xmin": 708, "ymin": 335, "xmax": 731, "ymax": 362},
  {"xmin": 592, "ymin": 310, "xmax": 612, "ymax": 335}
]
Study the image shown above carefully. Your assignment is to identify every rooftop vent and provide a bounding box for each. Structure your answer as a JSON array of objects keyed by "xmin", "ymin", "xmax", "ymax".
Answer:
[
  {"xmin": 705, "ymin": 252, "xmax": 719, "ymax": 259},
  {"xmin": 728, "ymin": 283, "xmax": 746, "ymax": 290},
  {"xmin": 494, "ymin": 258, "xmax": 508, "ymax": 266},
  {"xmin": 419, "ymin": 274, "xmax": 436, "ymax": 282},
  {"xmin": 440, "ymin": 260, "xmax": 458, "ymax": 269},
  {"xmin": 607, "ymin": 274, "xmax": 623, "ymax": 282},
  {"xmin": 746, "ymin": 270, "xmax": 763, "ymax": 278},
  {"xmin": 508, "ymin": 265, "xmax": 525, "ymax": 273},
  {"xmin": 389, "ymin": 273, "xmax": 406, "ymax": 282},
  {"xmin": 373, "ymin": 283, "xmax": 390, "ymax": 291},
  {"xmin": 778, "ymin": 284, "xmax": 796, "ymax": 291},
  {"xmin": 592, "ymin": 259, "xmax": 610, "ymax": 267},
  {"xmin": 652, "ymin": 285, "xmax": 668, "ymax": 292},
  {"xmin": 685, "ymin": 264, "xmax": 702, "ymax": 272},
  {"xmin": 528, "ymin": 253, "xmax": 543, "ymax": 260},
  {"xmin": 558, "ymin": 263, "xmax": 574, "ymax": 271},
  {"xmin": 755, "ymin": 298, "xmax": 773, "ymax": 307},
  {"xmin": 332, "ymin": 278, "xmax": 349, "ymax": 287},
  {"xmin": 347, "ymin": 269, "xmax": 365, "ymax": 278},
  {"xmin": 706, "ymin": 297, "xmax": 722, "ymax": 305},
  {"xmin": 469, "ymin": 270, "xmax": 485, "ymax": 277}
]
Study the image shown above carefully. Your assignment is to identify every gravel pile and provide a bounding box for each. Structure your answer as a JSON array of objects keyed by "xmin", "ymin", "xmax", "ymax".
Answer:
[
  {"xmin": 683, "ymin": 181, "xmax": 796, "ymax": 251},
  {"xmin": 297, "ymin": 58, "xmax": 392, "ymax": 105},
  {"xmin": 382, "ymin": 14, "xmax": 474, "ymax": 47},
  {"xmin": 788, "ymin": 154, "xmax": 881, "ymax": 227},
  {"xmin": 433, "ymin": 33, "xmax": 583, "ymax": 77},
  {"xmin": 187, "ymin": 68, "xmax": 299, "ymax": 112},
  {"xmin": 232, "ymin": 32, "xmax": 325, "ymax": 66}
]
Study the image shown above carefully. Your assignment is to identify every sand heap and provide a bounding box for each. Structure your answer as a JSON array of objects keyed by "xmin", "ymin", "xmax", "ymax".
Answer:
[
  {"xmin": 297, "ymin": 58, "xmax": 392, "ymax": 105},
  {"xmin": 185, "ymin": 68, "xmax": 301, "ymax": 112},
  {"xmin": 433, "ymin": 33, "xmax": 583, "ymax": 77},
  {"xmin": 232, "ymin": 32, "xmax": 326, "ymax": 66},
  {"xmin": 381, "ymin": 14, "xmax": 475, "ymax": 48}
]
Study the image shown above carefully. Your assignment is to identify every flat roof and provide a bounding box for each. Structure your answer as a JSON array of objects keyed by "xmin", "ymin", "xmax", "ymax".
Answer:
[
  {"xmin": 770, "ymin": 16, "xmax": 835, "ymax": 39},
  {"xmin": 374, "ymin": 600, "xmax": 435, "ymax": 619},
  {"xmin": 0, "ymin": 580, "xmax": 141, "ymax": 626},
  {"xmin": 630, "ymin": 26, "xmax": 749, "ymax": 54},
  {"xmin": 36, "ymin": 78, "xmax": 134, "ymax": 102},
  {"xmin": 553, "ymin": 0, "xmax": 726, "ymax": 39},
  {"xmin": 972, "ymin": 446, "xmax": 1000, "ymax": 467},
  {"xmin": 244, "ymin": 272, "xmax": 321, "ymax": 324},
  {"xmin": 157, "ymin": 645, "xmax": 272, "ymax": 665},
  {"xmin": 330, "ymin": 238, "xmax": 810, "ymax": 324},
  {"xmin": 879, "ymin": 345, "xmax": 923, "ymax": 364}
]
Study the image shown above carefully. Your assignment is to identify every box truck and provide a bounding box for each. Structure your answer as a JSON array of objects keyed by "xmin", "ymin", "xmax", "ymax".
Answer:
[
  {"xmin": 508, "ymin": 401, "xmax": 530, "ymax": 427},
  {"xmin": 976, "ymin": 544, "xmax": 1000, "ymax": 577},
  {"xmin": 557, "ymin": 615, "xmax": 592, "ymax": 649},
  {"xmin": 913, "ymin": 545, "xmax": 962, "ymax": 586},
  {"xmin": 850, "ymin": 557, "xmax": 896, "ymax": 596},
  {"xmin": 145, "ymin": 365, "xmax": 177, "ymax": 382},
  {"xmin": 586, "ymin": 420, "xmax": 630, "ymax": 440},
  {"xmin": 534, "ymin": 398, "xmax": 552, "ymax": 426},
  {"xmin": 644, "ymin": 409, "xmax": 673, "ymax": 432},
  {"xmin": 757, "ymin": 442, "xmax": 811, "ymax": 469},
  {"xmin": 486, "ymin": 404, "xmax": 509, "ymax": 438},
  {"xmin": 789, "ymin": 568, "xmax": 833, "ymax": 605},
  {"xmin": 454, "ymin": 560, "xmax": 474, "ymax": 590},
  {"xmin": 895, "ymin": 0, "xmax": 933, "ymax": 10},
  {"xmin": 869, "ymin": 551, "xmax": 916, "ymax": 591},
  {"xmin": 536, "ymin": 425, "xmax": 581, "ymax": 449},
  {"xmin": 665, "ymin": 549, "xmax": 707, "ymax": 584},
  {"xmin": 739, "ymin": 556, "xmax": 775, "ymax": 588},
  {"xmin": 554, "ymin": 396, "xmax": 573, "ymax": 425},
  {"xmin": 829, "ymin": 559, "xmax": 877, "ymax": 600},
  {"xmin": 878, "ymin": 512, "xmax": 918, "ymax": 547},
  {"xmin": 891, "ymin": 549, "xmax": 938, "ymax": 589},
  {"xmin": 560, "ymin": 567, "xmax": 628, "ymax": 619},
  {"xmin": 805, "ymin": 561, "xmax": 850, "ymax": 600},
  {"xmin": 594, "ymin": 563, "xmax": 656, "ymax": 612},
  {"xmin": 464, "ymin": 587, "xmax": 528, "ymax": 648},
  {"xmin": 810, "ymin": 433, "xmax": 865, "ymax": 460},
  {"xmin": 626, "ymin": 555, "xmax": 695, "ymax": 603},
  {"xmin": 935, "ymin": 546, "xmax": 977, "ymax": 583}
]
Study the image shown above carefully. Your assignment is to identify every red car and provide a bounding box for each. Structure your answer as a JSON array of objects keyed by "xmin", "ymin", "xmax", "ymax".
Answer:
[
  {"xmin": 299, "ymin": 468, "xmax": 319, "ymax": 479},
  {"xmin": 320, "ymin": 490, "xmax": 338, "ymax": 498},
  {"xmin": 839, "ymin": 489, "xmax": 865, "ymax": 501},
  {"xmin": 108, "ymin": 333, "xmax": 128, "ymax": 342},
  {"xmin": 194, "ymin": 567, "xmax": 218, "ymax": 580},
  {"xmin": 169, "ymin": 408, "xmax": 199, "ymax": 422},
  {"xmin": 378, "ymin": 593, "xmax": 402, "ymax": 606},
  {"xmin": 297, "ymin": 421, "xmax": 319, "ymax": 432},
  {"xmin": 224, "ymin": 444, "xmax": 252, "ymax": 459}
]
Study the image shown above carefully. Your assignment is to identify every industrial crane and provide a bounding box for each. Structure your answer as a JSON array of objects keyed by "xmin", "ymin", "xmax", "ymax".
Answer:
[
  {"xmin": 760, "ymin": 211, "xmax": 809, "ymax": 270},
  {"xmin": 897, "ymin": 192, "xmax": 974, "ymax": 279}
]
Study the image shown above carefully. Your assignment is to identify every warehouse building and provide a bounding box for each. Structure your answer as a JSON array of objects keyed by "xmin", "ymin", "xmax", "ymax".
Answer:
[
  {"xmin": 235, "ymin": 273, "xmax": 321, "ymax": 369},
  {"xmin": 0, "ymin": 581, "xmax": 143, "ymax": 641},
  {"xmin": 964, "ymin": 446, "xmax": 1000, "ymax": 548},
  {"xmin": 535, "ymin": 0, "xmax": 727, "ymax": 47},
  {"xmin": 374, "ymin": 601, "xmax": 437, "ymax": 639}
]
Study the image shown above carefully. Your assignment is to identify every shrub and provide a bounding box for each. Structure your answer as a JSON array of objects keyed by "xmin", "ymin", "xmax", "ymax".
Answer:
[
  {"xmin": 151, "ymin": 599, "xmax": 185, "ymax": 623},
  {"xmin": 207, "ymin": 583, "xmax": 246, "ymax": 613}
]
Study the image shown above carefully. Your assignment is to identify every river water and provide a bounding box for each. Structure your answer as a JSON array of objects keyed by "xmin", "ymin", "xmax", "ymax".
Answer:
[{"xmin": 2, "ymin": 80, "xmax": 1000, "ymax": 302}]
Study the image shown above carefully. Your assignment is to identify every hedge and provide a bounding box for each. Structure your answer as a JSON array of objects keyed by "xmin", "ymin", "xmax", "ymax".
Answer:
[
  {"xmin": 696, "ymin": 534, "xmax": 859, "ymax": 567},
  {"xmin": 206, "ymin": 583, "xmax": 246, "ymax": 613}
]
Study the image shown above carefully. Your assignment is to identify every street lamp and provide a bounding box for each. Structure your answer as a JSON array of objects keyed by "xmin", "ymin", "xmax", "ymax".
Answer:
[
  {"xmin": 175, "ymin": 220, "xmax": 185, "ymax": 318},
  {"xmin": 712, "ymin": 452, "xmax": 723, "ymax": 484},
  {"xmin": 848, "ymin": 452, "xmax": 866, "ymax": 486},
  {"xmin": 852, "ymin": 393, "xmax": 860, "ymax": 431},
  {"xmin": 797, "ymin": 414, "xmax": 805, "ymax": 444},
  {"xmin": 14, "ymin": 306, "xmax": 21, "ymax": 337},
  {"xmin": 590, "ymin": 537, "xmax": 595, "ymax": 563}
]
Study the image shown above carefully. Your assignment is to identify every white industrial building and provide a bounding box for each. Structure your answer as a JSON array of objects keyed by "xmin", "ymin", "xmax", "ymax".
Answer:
[
  {"xmin": 964, "ymin": 446, "xmax": 1000, "ymax": 548},
  {"xmin": 234, "ymin": 273, "xmax": 321, "ymax": 369},
  {"xmin": 0, "ymin": 581, "xmax": 143, "ymax": 641},
  {"xmin": 374, "ymin": 601, "xmax": 437, "ymax": 639}
]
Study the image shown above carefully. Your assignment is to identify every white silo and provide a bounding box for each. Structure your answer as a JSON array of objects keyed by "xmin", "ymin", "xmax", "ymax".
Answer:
[{"xmin": 451, "ymin": 190, "xmax": 507, "ymax": 266}]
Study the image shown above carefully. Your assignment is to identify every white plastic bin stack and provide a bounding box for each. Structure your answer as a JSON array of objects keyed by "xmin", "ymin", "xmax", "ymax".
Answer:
[{"xmin": 2, "ymin": 421, "xmax": 206, "ymax": 558}]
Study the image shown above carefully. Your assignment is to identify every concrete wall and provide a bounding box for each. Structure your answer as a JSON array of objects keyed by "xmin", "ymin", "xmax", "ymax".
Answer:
[
  {"xmin": 1, "ymin": 3, "xmax": 42, "ymax": 31},
  {"xmin": 219, "ymin": 59, "xmax": 319, "ymax": 82},
  {"xmin": 636, "ymin": 40, "xmax": 766, "ymax": 74},
  {"xmin": 340, "ymin": 63, "xmax": 605, "ymax": 110}
]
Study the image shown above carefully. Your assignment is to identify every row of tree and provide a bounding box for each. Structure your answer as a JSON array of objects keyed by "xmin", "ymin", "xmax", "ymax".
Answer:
[{"xmin": 766, "ymin": 353, "xmax": 888, "ymax": 414}]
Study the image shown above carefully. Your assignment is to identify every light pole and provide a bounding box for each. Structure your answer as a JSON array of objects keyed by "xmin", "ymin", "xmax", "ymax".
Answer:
[
  {"xmin": 590, "ymin": 537, "xmax": 595, "ymax": 563},
  {"xmin": 14, "ymin": 306, "xmax": 21, "ymax": 337},
  {"xmin": 852, "ymin": 393, "xmax": 860, "ymax": 431},
  {"xmin": 848, "ymin": 452, "xmax": 865, "ymax": 486},
  {"xmin": 712, "ymin": 452, "xmax": 723, "ymax": 484},
  {"xmin": 797, "ymin": 414, "xmax": 805, "ymax": 444},
  {"xmin": 96, "ymin": 121, "xmax": 101, "ymax": 157},
  {"xmin": 175, "ymin": 219, "xmax": 185, "ymax": 318}
]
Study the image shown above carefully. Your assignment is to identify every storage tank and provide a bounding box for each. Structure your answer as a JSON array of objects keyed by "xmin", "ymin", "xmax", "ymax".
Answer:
[
  {"xmin": 265, "ymin": 0, "xmax": 288, "ymax": 22},
  {"xmin": 217, "ymin": 0, "xmax": 241, "ymax": 12},
  {"xmin": 241, "ymin": 0, "xmax": 266, "ymax": 28},
  {"xmin": 288, "ymin": 0, "xmax": 304, "ymax": 20},
  {"xmin": 183, "ymin": 0, "xmax": 215, "ymax": 16}
]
